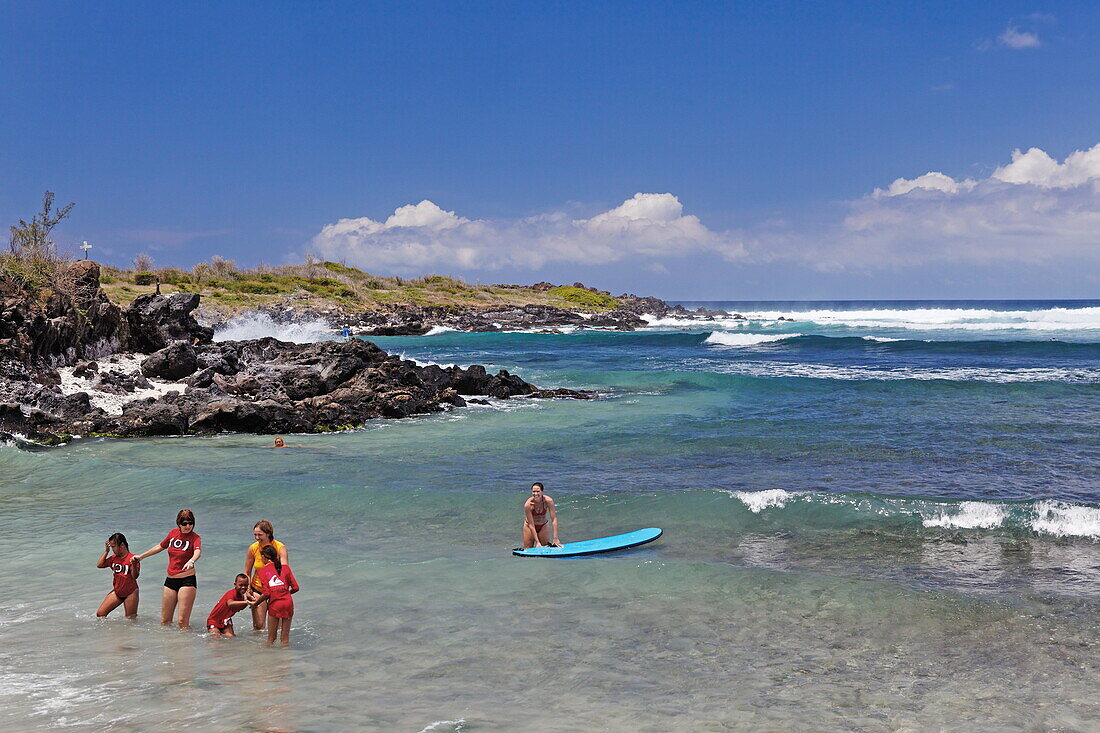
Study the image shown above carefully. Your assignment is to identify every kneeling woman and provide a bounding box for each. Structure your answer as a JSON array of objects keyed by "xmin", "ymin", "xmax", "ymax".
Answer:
[
  {"xmin": 254, "ymin": 545, "xmax": 299, "ymax": 646},
  {"xmin": 95, "ymin": 533, "xmax": 140, "ymax": 618},
  {"xmin": 133, "ymin": 509, "xmax": 201, "ymax": 629}
]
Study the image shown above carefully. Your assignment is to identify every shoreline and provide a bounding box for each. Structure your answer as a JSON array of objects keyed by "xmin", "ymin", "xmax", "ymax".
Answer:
[{"xmin": 2, "ymin": 262, "xmax": 628, "ymax": 446}]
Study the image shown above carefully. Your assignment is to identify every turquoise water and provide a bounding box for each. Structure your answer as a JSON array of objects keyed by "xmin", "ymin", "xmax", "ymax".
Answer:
[{"xmin": 2, "ymin": 300, "xmax": 1099, "ymax": 730}]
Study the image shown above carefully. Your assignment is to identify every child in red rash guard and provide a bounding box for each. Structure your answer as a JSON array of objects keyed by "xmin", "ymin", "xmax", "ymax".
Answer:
[
  {"xmin": 254, "ymin": 544, "xmax": 299, "ymax": 646},
  {"xmin": 96, "ymin": 533, "xmax": 140, "ymax": 618},
  {"xmin": 207, "ymin": 574, "xmax": 253, "ymax": 637}
]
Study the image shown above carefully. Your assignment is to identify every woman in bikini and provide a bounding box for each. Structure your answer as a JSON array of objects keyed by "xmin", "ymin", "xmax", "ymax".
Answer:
[
  {"xmin": 522, "ymin": 482, "xmax": 561, "ymax": 548},
  {"xmin": 132, "ymin": 509, "xmax": 201, "ymax": 629}
]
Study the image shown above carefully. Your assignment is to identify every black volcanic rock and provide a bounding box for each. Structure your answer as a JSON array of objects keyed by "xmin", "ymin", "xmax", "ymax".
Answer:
[
  {"xmin": 126, "ymin": 292, "xmax": 213, "ymax": 353},
  {"xmin": 0, "ymin": 271, "xmax": 602, "ymax": 444},
  {"xmin": 141, "ymin": 342, "xmax": 200, "ymax": 380}
]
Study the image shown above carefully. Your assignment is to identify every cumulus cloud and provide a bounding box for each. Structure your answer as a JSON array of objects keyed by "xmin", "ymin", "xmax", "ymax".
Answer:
[
  {"xmin": 311, "ymin": 193, "xmax": 744, "ymax": 273},
  {"xmin": 998, "ymin": 25, "xmax": 1041, "ymax": 49},
  {"xmin": 811, "ymin": 142, "xmax": 1100, "ymax": 268}
]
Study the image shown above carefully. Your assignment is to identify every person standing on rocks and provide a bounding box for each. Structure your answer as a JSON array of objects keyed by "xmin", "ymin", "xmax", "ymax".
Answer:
[
  {"xmin": 132, "ymin": 509, "xmax": 201, "ymax": 629},
  {"xmin": 522, "ymin": 482, "xmax": 561, "ymax": 548}
]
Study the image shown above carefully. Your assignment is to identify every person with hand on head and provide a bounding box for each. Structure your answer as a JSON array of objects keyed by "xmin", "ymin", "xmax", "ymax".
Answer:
[
  {"xmin": 95, "ymin": 532, "xmax": 140, "ymax": 618},
  {"xmin": 244, "ymin": 519, "xmax": 288, "ymax": 630},
  {"xmin": 206, "ymin": 574, "xmax": 254, "ymax": 637},
  {"xmin": 253, "ymin": 544, "xmax": 299, "ymax": 647},
  {"xmin": 522, "ymin": 482, "xmax": 561, "ymax": 549},
  {"xmin": 132, "ymin": 509, "xmax": 201, "ymax": 629}
]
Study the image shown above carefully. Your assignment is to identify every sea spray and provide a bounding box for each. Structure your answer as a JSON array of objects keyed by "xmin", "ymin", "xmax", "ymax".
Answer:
[{"xmin": 213, "ymin": 312, "xmax": 334, "ymax": 343}]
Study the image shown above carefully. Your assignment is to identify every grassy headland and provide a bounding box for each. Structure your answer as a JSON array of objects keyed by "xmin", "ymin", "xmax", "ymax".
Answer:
[{"xmin": 98, "ymin": 258, "xmax": 625, "ymax": 316}]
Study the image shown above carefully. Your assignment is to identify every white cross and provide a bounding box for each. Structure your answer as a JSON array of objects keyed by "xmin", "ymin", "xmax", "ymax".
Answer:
[{"xmin": 80, "ymin": 241, "xmax": 92, "ymax": 259}]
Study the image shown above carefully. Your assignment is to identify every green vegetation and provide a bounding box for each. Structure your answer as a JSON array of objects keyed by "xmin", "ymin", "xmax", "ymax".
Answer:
[
  {"xmin": 2, "ymin": 191, "xmax": 79, "ymax": 296},
  {"xmin": 547, "ymin": 286, "xmax": 620, "ymax": 309},
  {"xmin": 97, "ymin": 257, "xmax": 625, "ymax": 315}
]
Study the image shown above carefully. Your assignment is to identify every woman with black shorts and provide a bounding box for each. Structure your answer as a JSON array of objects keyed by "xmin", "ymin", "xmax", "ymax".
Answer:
[{"xmin": 133, "ymin": 509, "xmax": 202, "ymax": 629}]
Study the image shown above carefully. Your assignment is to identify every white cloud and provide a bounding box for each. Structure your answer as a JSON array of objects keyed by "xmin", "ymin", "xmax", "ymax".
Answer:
[
  {"xmin": 311, "ymin": 145, "xmax": 1100, "ymax": 277},
  {"xmin": 998, "ymin": 25, "xmax": 1041, "ymax": 49},
  {"xmin": 311, "ymin": 193, "xmax": 744, "ymax": 273},
  {"xmin": 876, "ymin": 171, "xmax": 975, "ymax": 197},
  {"xmin": 806, "ymin": 143, "xmax": 1100, "ymax": 268},
  {"xmin": 992, "ymin": 145, "xmax": 1100, "ymax": 187}
]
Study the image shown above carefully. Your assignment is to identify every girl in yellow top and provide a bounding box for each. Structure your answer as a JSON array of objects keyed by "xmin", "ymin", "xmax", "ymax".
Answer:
[{"xmin": 244, "ymin": 519, "xmax": 288, "ymax": 630}]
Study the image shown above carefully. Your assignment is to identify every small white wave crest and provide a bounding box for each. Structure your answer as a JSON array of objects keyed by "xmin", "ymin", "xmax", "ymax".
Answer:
[
  {"xmin": 704, "ymin": 332, "xmax": 797, "ymax": 347},
  {"xmin": 418, "ymin": 718, "xmax": 465, "ymax": 732},
  {"xmin": 922, "ymin": 501, "xmax": 1008, "ymax": 529},
  {"xmin": 1030, "ymin": 501, "xmax": 1100, "ymax": 539},
  {"xmin": 213, "ymin": 313, "xmax": 334, "ymax": 343},
  {"xmin": 729, "ymin": 489, "xmax": 797, "ymax": 512}
]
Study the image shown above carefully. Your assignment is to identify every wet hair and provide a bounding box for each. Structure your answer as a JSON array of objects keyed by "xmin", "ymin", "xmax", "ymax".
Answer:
[
  {"xmin": 107, "ymin": 532, "xmax": 128, "ymax": 550},
  {"xmin": 176, "ymin": 509, "xmax": 195, "ymax": 526},
  {"xmin": 254, "ymin": 519, "xmax": 275, "ymax": 540},
  {"xmin": 235, "ymin": 573, "xmax": 249, "ymax": 582},
  {"xmin": 531, "ymin": 482, "xmax": 544, "ymax": 490},
  {"xmin": 261, "ymin": 544, "xmax": 282, "ymax": 574}
]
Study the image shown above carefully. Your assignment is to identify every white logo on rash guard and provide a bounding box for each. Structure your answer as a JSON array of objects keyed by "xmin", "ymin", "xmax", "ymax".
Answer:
[
  {"xmin": 111, "ymin": 563, "xmax": 131, "ymax": 575},
  {"xmin": 268, "ymin": 575, "xmax": 285, "ymax": 588},
  {"xmin": 169, "ymin": 538, "xmax": 191, "ymax": 551}
]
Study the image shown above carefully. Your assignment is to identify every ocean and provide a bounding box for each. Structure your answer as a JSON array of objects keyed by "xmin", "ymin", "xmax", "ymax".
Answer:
[{"xmin": 2, "ymin": 300, "xmax": 1099, "ymax": 730}]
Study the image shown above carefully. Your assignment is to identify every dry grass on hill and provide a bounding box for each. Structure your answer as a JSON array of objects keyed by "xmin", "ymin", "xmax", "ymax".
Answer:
[{"xmin": 97, "ymin": 258, "xmax": 623, "ymax": 314}]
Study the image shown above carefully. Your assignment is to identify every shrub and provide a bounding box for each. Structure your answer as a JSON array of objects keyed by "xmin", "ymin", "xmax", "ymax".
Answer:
[
  {"xmin": 133, "ymin": 272, "xmax": 156, "ymax": 285},
  {"xmin": 2, "ymin": 191, "xmax": 77, "ymax": 296},
  {"xmin": 233, "ymin": 281, "xmax": 282, "ymax": 294},
  {"xmin": 547, "ymin": 286, "xmax": 620, "ymax": 310},
  {"xmin": 159, "ymin": 268, "xmax": 191, "ymax": 285},
  {"xmin": 322, "ymin": 261, "xmax": 368, "ymax": 277}
]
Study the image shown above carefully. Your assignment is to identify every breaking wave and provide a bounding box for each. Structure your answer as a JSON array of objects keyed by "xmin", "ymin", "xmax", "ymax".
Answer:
[
  {"xmin": 725, "ymin": 490, "xmax": 1100, "ymax": 540},
  {"xmin": 213, "ymin": 313, "xmax": 334, "ymax": 343}
]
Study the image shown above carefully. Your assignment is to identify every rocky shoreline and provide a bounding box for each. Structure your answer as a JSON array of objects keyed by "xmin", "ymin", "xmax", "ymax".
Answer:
[
  {"xmin": 0, "ymin": 263, "xmax": 595, "ymax": 445},
  {"xmin": 199, "ymin": 284, "xmax": 730, "ymax": 336}
]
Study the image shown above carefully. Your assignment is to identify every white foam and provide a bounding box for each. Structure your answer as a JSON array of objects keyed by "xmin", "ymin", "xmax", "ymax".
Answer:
[
  {"xmin": 213, "ymin": 312, "xmax": 333, "ymax": 343},
  {"xmin": 923, "ymin": 501, "xmax": 1008, "ymax": 529},
  {"xmin": 729, "ymin": 489, "xmax": 796, "ymax": 513},
  {"xmin": 400, "ymin": 355, "xmax": 457, "ymax": 369},
  {"xmin": 701, "ymin": 360, "xmax": 1099, "ymax": 384},
  {"xmin": 418, "ymin": 719, "xmax": 465, "ymax": 733},
  {"xmin": 1030, "ymin": 501, "xmax": 1100, "ymax": 539},
  {"xmin": 654, "ymin": 306, "xmax": 1100, "ymax": 334},
  {"xmin": 57, "ymin": 355, "xmax": 187, "ymax": 416},
  {"xmin": 704, "ymin": 332, "xmax": 797, "ymax": 347},
  {"xmin": 424, "ymin": 325, "xmax": 458, "ymax": 335},
  {"xmin": 862, "ymin": 335, "xmax": 903, "ymax": 342}
]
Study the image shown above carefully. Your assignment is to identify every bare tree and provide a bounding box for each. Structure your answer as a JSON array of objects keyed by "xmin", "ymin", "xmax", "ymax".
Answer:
[
  {"xmin": 209, "ymin": 254, "xmax": 237, "ymax": 278},
  {"xmin": 8, "ymin": 191, "xmax": 75, "ymax": 257},
  {"xmin": 133, "ymin": 252, "xmax": 154, "ymax": 272}
]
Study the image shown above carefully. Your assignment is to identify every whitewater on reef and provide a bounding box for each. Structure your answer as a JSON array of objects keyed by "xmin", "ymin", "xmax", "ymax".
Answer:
[{"xmin": 3, "ymin": 299, "xmax": 1100, "ymax": 730}]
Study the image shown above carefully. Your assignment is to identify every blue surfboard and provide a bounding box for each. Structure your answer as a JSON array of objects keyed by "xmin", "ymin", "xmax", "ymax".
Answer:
[{"xmin": 513, "ymin": 527, "xmax": 663, "ymax": 557}]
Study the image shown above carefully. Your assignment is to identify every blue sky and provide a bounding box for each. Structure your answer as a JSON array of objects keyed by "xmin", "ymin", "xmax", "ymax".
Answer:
[{"xmin": 2, "ymin": 2, "xmax": 1098, "ymax": 299}]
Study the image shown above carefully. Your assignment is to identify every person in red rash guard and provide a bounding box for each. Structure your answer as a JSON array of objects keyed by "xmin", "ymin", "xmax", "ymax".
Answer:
[
  {"xmin": 254, "ymin": 545, "xmax": 299, "ymax": 646},
  {"xmin": 96, "ymin": 533, "xmax": 140, "ymax": 618},
  {"xmin": 132, "ymin": 509, "xmax": 202, "ymax": 629},
  {"xmin": 206, "ymin": 574, "xmax": 253, "ymax": 637}
]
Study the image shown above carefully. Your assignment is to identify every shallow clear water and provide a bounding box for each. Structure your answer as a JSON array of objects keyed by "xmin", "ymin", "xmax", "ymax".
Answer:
[{"xmin": 2, "ymin": 300, "xmax": 1099, "ymax": 731}]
